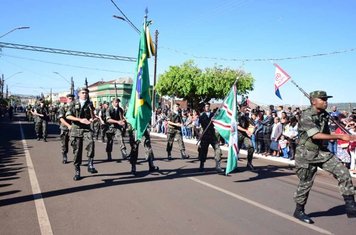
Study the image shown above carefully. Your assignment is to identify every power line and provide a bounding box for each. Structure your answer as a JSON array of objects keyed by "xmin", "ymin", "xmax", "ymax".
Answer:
[
  {"xmin": 160, "ymin": 46, "xmax": 356, "ymax": 62},
  {"xmin": 2, "ymin": 53, "xmax": 134, "ymax": 74},
  {"xmin": 0, "ymin": 41, "xmax": 136, "ymax": 62}
]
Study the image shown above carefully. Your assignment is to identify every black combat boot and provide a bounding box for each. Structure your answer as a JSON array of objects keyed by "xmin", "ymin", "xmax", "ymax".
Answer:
[
  {"xmin": 181, "ymin": 150, "xmax": 190, "ymax": 159},
  {"xmin": 247, "ymin": 161, "xmax": 255, "ymax": 171},
  {"xmin": 167, "ymin": 151, "xmax": 172, "ymax": 160},
  {"xmin": 107, "ymin": 152, "xmax": 112, "ymax": 161},
  {"xmin": 148, "ymin": 155, "xmax": 159, "ymax": 172},
  {"xmin": 87, "ymin": 158, "xmax": 98, "ymax": 174},
  {"xmin": 199, "ymin": 161, "xmax": 205, "ymax": 172},
  {"xmin": 73, "ymin": 166, "xmax": 81, "ymax": 181},
  {"xmin": 293, "ymin": 203, "xmax": 314, "ymax": 224},
  {"xmin": 43, "ymin": 137, "xmax": 47, "ymax": 142},
  {"xmin": 215, "ymin": 160, "xmax": 224, "ymax": 174},
  {"xmin": 131, "ymin": 164, "xmax": 137, "ymax": 176},
  {"xmin": 343, "ymin": 195, "xmax": 356, "ymax": 218},
  {"xmin": 37, "ymin": 135, "xmax": 41, "ymax": 141},
  {"xmin": 62, "ymin": 153, "xmax": 67, "ymax": 164}
]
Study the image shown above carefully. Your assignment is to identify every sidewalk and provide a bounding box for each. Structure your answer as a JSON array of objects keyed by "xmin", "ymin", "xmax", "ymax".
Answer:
[{"xmin": 150, "ymin": 132, "xmax": 356, "ymax": 178}]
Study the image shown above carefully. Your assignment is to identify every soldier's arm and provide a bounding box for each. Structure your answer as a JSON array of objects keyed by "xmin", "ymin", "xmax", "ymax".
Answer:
[
  {"xmin": 65, "ymin": 104, "xmax": 91, "ymax": 125},
  {"xmin": 303, "ymin": 114, "xmax": 356, "ymax": 142},
  {"xmin": 58, "ymin": 109, "xmax": 72, "ymax": 129},
  {"xmin": 312, "ymin": 133, "xmax": 356, "ymax": 142}
]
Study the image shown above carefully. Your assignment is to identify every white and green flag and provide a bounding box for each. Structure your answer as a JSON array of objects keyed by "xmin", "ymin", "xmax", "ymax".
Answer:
[{"xmin": 212, "ymin": 84, "xmax": 238, "ymax": 175}]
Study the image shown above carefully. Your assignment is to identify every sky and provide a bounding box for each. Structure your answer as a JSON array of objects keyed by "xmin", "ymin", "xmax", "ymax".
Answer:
[{"xmin": 1, "ymin": 0, "xmax": 355, "ymax": 106}]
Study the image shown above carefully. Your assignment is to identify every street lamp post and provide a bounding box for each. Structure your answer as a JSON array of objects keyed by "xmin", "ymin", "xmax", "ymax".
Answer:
[
  {"xmin": 53, "ymin": 72, "xmax": 74, "ymax": 95},
  {"xmin": 1, "ymin": 72, "xmax": 23, "ymax": 98},
  {"xmin": 0, "ymin": 26, "xmax": 30, "ymax": 39}
]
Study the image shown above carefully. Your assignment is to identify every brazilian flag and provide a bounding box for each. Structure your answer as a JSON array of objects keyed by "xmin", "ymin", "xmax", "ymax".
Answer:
[{"xmin": 126, "ymin": 18, "xmax": 155, "ymax": 141}]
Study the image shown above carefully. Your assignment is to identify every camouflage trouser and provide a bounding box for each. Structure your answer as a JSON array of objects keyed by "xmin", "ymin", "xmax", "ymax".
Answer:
[
  {"xmin": 60, "ymin": 129, "xmax": 70, "ymax": 154},
  {"xmin": 238, "ymin": 134, "xmax": 255, "ymax": 163},
  {"xmin": 101, "ymin": 124, "xmax": 108, "ymax": 141},
  {"xmin": 294, "ymin": 156, "xmax": 355, "ymax": 205},
  {"xmin": 92, "ymin": 121, "xmax": 100, "ymax": 140},
  {"xmin": 70, "ymin": 130, "xmax": 95, "ymax": 167},
  {"xmin": 198, "ymin": 137, "xmax": 222, "ymax": 163},
  {"xmin": 128, "ymin": 130, "xmax": 155, "ymax": 166},
  {"xmin": 166, "ymin": 130, "xmax": 185, "ymax": 154},
  {"xmin": 35, "ymin": 120, "xmax": 47, "ymax": 138},
  {"xmin": 106, "ymin": 127, "xmax": 126, "ymax": 153}
]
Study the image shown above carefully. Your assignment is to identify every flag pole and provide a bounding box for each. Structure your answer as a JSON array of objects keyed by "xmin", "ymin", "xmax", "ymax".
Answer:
[{"xmin": 196, "ymin": 77, "xmax": 240, "ymax": 146}]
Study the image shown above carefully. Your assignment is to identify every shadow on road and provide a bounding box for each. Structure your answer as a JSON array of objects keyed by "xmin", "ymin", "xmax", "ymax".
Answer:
[
  {"xmin": 233, "ymin": 164, "xmax": 295, "ymax": 183},
  {"xmin": 308, "ymin": 205, "xmax": 346, "ymax": 218},
  {"xmin": 0, "ymin": 113, "xmax": 59, "ymax": 203}
]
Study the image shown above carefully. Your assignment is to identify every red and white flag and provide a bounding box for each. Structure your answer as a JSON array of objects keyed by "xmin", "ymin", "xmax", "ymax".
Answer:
[{"xmin": 274, "ymin": 63, "xmax": 291, "ymax": 99}]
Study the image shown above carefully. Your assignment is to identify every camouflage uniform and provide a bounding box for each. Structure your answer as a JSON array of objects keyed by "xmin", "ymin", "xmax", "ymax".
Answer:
[
  {"xmin": 238, "ymin": 111, "xmax": 255, "ymax": 163},
  {"xmin": 127, "ymin": 124, "xmax": 158, "ymax": 175},
  {"xmin": 57, "ymin": 98, "xmax": 73, "ymax": 163},
  {"xmin": 34, "ymin": 102, "xmax": 49, "ymax": 141},
  {"xmin": 294, "ymin": 106, "xmax": 355, "ymax": 205},
  {"xmin": 166, "ymin": 111, "xmax": 188, "ymax": 159},
  {"xmin": 92, "ymin": 105, "xmax": 101, "ymax": 140},
  {"xmin": 198, "ymin": 111, "xmax": 223, "ymax": 172},
  {"xmin": 99, "ymin": 104, "xmax": 109, "ymax": 142},
  {"xmin": 66, "ymin": 96, "xmax": 97, "ymax": 180},
  {"xmin": 105, "ymin": 105, "xmax": 127, "ymax": 160}
]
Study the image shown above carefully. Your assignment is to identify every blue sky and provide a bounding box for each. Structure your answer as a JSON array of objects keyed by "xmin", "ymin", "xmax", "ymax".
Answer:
[{"xmin": 1, "ymin": 0, "xmax": 355, "ymax": 106}]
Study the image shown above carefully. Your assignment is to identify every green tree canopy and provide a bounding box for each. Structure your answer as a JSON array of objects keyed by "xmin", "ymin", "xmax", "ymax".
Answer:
[{"xmin": 155, "ymin": 60, "xmax": 255, "ymax": 109}]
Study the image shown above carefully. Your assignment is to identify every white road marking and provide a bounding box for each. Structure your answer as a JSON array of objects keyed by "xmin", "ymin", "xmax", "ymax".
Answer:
[
  {"xmin": 20, "ymin": 122, "xmax": 53, "ymax": 235},
  {"xmin": 189, "ymin": 177, "xmax": 333, "ymax": 235}
]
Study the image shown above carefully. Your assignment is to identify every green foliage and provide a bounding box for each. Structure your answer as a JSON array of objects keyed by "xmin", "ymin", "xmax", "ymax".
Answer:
[{"xmin": 156, "ymin": 61, "xmax": 255, "ymax": 109}]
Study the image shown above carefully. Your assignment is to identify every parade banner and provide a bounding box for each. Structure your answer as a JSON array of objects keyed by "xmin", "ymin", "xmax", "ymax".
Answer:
[{"xmin": 212, "ymin": 84, "xmax": 238, "ymax": 175}]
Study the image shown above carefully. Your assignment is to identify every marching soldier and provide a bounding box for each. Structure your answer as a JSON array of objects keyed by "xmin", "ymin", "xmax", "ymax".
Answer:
[
  {"xmin": 293, "ymin": 90, "xmax": 356, "ymax": 223},
  {"xmin": 198, "ymin": 103, "xmax": 223, "ymax": 173},
  {"xmin": 92, "ymin": 103, "xmax": 102, "ymax": 141},
  {"xmin": 105, "ymin": 98, "xmax": 128, "ymax": 161},
  {"xmin": 237, "ymin": 104, "xmax": 255, "ymax": 171},
  {"xmin": 127, "ymin": 124, "xmax": 159, "ymax": 175},
  {"xmin": 66, "ymin": 87, "xmax": 98, "ymax": 181},
  {"xmin": 31, "ymin": 98, "xmax": 49, "ymax": 142},
  {"xmin": 99, "ymin": 102, "xmax": 109, "ymax": 143},
  {"xmin": 57, "ymin": 94, "xmax": 74, "ymax": 164},
  {"xmin": 166, "ymin": 103, "xmax": 189, "ymax": 160}
]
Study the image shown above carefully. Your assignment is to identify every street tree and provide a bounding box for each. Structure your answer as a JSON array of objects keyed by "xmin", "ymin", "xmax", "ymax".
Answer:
[{"xmin": 155, "ymin": 60, "xmax": 254, "ymax": 109}]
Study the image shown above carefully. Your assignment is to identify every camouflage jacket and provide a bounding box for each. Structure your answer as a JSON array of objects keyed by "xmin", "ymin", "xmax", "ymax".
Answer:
[
  {"xmin": 34, "ymin": 105, "xmax": 49, "ymax": 122},
  {"xmin": 106, "ymin": 106, "xmax": 125, "ymax": 129},
  {"xmin": 65, "ymin": 99, "xmax": 94, "ymax": 131},
  {"xmin": 295, "ymin": 106, "xmax": 333, "ymax": 164},
  {"xmin": 57, "ymin": 103, "xmax": 72, "ymax": 130},
  {"xmin": 167, "ymin": 112, "xmax": 183, "ymax": 132}
]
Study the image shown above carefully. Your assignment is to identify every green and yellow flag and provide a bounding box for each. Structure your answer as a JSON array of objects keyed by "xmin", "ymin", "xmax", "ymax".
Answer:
[{"xmin": 126, "ymin": 18, "xmax": 155, "ymax": 140}]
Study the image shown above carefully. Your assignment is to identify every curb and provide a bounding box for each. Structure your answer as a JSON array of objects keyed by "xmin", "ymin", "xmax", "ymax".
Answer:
[{"xmin": 150, "ymin": 132, "xmax": 356, "ymax": 178}]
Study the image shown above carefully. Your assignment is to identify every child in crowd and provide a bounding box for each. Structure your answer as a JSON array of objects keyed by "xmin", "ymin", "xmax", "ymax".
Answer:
[{"xmin": 278, "ymin": 135, "xmax": 289, "ymax": 158}]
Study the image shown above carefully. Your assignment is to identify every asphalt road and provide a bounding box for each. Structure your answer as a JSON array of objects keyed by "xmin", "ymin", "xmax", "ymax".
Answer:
[{"xmin": 1, "ymin": 113, "xmax": 355, "ymax": 235}]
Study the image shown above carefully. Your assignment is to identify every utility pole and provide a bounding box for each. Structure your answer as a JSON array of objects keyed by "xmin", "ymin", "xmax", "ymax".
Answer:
[
  {"xmin": 0, "ymin": 74, "xmax": 4, "ymax": 98},
  {"xmin": 6, "ymin": 85, "xmax": 8, "ymax": 99},
  {"xmin": 152, "ymin": 29, "xmax": 159, "ymax": 111},
  {"xmin": 70, "ymin": 76, "xmax": 74, "ymax": 95},
  {"xmin": 114, "ymin": 82, "xmax": 118, "ymax": 99},
  {"xmin": 50, "ymin": 88, "xmax": 52, "ymax": 104}
]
